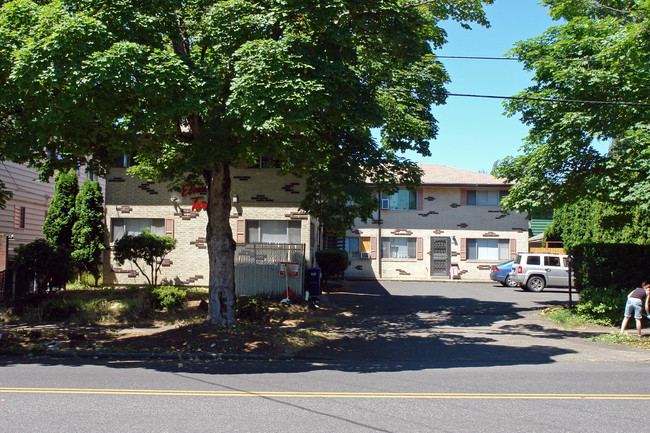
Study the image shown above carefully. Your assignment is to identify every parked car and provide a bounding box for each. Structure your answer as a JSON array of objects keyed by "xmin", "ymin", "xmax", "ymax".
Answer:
[
  {"xmin": 509, "ymin": 252, "xmax": 574, "ymax": 292},
  {"xmin": 489, "ymin": 260, "xmax": 518, "ymax": 287}
]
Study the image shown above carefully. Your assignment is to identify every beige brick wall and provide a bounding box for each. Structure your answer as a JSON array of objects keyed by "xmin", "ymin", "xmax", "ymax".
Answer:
[
  {"xmin": 104, "ymin": 168, "xmax": 317, "ymax": 287},
  {"xmin": 345, "ymin": 186, "xmax": 529, "ymax": 281}
]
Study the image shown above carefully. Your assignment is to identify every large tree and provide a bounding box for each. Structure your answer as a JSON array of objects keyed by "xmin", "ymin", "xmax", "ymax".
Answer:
[
  {"xmin": 494, "ymin": 0, "xmax": 650, "ymax": 214},
  {"xmin": 0, "ymin": 0, "xmax": 492, "ymax": 325}
]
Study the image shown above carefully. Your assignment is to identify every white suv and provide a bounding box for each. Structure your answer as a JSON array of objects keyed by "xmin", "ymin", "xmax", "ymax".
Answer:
[{"xmin": 509, "ymin": 253, "xmax": 573, "ymax": 292}]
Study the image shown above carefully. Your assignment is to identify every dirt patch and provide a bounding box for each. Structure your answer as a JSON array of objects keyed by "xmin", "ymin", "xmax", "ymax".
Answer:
[{"xmin": 0, "ymin": 300, "xmax": 341, "ymax": 357}]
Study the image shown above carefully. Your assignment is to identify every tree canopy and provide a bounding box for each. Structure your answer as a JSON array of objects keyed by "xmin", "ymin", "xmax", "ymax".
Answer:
[
  {"xmin": 494, "ymin": 0, "xmax": 650, "ymax": 214},
  {"xmin": 1, "ymin": 0, "xmax": 492, "ymax": 325}
]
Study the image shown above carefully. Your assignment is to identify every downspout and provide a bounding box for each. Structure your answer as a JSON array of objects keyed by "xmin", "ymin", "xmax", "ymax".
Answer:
[{"xmin": 378, "ymin": 191, "xmax": 382, "ymax": 279}]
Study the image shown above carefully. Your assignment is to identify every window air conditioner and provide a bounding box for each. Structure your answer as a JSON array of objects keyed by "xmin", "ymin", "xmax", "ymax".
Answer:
[{"xmin": 360, "ymin": 252, "xmax": 370, "ymax": 258}]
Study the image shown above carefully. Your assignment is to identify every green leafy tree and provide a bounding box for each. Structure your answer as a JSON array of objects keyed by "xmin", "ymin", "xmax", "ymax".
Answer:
[
  {"xmin": 0, "ymin": 0, "xmax": 492, "ymax": 325},
  {"xmin": 71, "ymin": 180, "xmax": 106, "ymax": 286},
  {"xmin": 113, "ymin": 230, "xmax": 178, "ymax": 287},
  {"xmin": 13, "ymin": 238, "xmax": 74, "ymax": 293},
  {"xmin": 43, "ymin": 170, "xmax": 79, "ymax": 250},
  {"xmin": 545, "ymin": 199, "xmax": 650, "ymax": 248},
  {"xmin": 494, "ymin": 0, "xmax": 650, "ymax": 214}
]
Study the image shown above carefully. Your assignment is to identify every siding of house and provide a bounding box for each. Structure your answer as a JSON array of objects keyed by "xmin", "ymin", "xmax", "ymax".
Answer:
[
  {"xmin": 103, "ymin": 167, "xmax": 318, "ymax": 287},
  {"xmin": 0, "ymin": 161, "xmax": 105, "ymax": 270}
]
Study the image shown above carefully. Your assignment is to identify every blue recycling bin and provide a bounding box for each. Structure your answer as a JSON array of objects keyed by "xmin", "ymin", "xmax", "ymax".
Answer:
[{"xmin": 306, "ymin": 267, "xmax": 321, "ymax": 296}]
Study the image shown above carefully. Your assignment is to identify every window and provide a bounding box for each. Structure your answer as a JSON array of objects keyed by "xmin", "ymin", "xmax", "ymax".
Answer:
[
  {"xmin": 247, "ymin": 156, "xmax": 281, "ymax": 169},
  {"xmin": 247, "ymin": 220, "xmax": 301, "ymax": 244},
  {"xmin": 526, "ymin": 255, "xmax": 540, "ymax": 265},
  {"xmin": 113, "ymin": 153, "xmax": 137, "ymax": 168},
  {"xmin": 466, "ymin": 189, "xmax": 508, "ymax": 206},
  {"xmin": 14, "ymin": 206, "xmax": 26, "ymax": 229},
  {"xmin": 466, "ymin": 239, "xmax": 510, "ymax": 261},
  {"xmin": 382, "ymin": 190, "xmax": 417, "ymax": 210},
  {"xmin": 345, "ymin": 237, "xmax": 371, "ymax": 259},
  {"xmin": 381, "ymin": 237, "xmax": 417, "ymax": 259},
  {"xmin": 111, "ymin": 218, "xmax": 165, "ymax": 242},
  {"xmin": 544, "ymin": 256, "xmax": 560, "ymax": 267}
]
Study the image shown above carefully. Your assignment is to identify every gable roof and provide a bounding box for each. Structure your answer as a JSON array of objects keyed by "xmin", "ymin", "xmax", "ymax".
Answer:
[{"xmin": 418, "ymin": 164, "xmax": 510, "ymax": 187}]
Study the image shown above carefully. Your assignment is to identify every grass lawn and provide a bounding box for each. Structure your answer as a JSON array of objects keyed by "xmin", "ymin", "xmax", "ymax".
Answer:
[{"xmin": 543, "ymin": 306, "xmax": 650, "ymax": 350}]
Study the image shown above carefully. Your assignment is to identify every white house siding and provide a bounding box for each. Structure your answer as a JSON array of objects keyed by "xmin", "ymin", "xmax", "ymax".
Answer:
[
  {"xmin": 344, "ymin": 167, "xmax": 529, "ymax": 282},
  {"xmin": 0, "ymin": 161, "xmax": 104, "ymax": 268},
  {"xmin": 103, "ymin": 167, "xmax": 318, "ymax": 287}
]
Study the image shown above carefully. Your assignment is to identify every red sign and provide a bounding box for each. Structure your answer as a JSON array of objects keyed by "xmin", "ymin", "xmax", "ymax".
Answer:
[
  {"xmin": 279, "ymin": 262, "xmax": 300, "ymax": 277},
  {"xmin": 180, "ymin": 183, "xmax": 209, "ymax": 211},
  {"xmin": 181, "ymin": 184, "xmax": 207, "ymax": 197},
  {"xmin": 190, "ymin": 196, "xmax": 207, "ymax": 211}
]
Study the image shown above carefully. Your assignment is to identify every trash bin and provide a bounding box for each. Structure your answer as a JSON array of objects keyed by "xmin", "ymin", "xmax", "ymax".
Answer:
[{"xmin": 306, "ymin": 267, "xmax": 321, "ymax": 297}]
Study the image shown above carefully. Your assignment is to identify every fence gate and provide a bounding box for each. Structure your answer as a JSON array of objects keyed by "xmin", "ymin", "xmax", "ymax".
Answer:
[{"xmin": 235, "ymin": 243, "xmax": 306, "ymax": 298}]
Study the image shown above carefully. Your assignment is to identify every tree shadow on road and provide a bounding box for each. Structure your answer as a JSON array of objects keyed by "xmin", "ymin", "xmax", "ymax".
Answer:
[{"xmin": 0, "ymin": 280, "xmax": 593, "ymax": 374}]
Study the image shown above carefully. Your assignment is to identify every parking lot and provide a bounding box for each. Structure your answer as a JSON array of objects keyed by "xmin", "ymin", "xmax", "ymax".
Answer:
[{"xmin": 298, "ymin": 280, "xmax": 649, "ymax": 363}]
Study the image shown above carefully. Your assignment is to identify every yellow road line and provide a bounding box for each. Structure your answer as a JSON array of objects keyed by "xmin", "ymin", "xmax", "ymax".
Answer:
[{"xmin": 1, "ymin": 388, "xmax": 650, "ymax": 400}]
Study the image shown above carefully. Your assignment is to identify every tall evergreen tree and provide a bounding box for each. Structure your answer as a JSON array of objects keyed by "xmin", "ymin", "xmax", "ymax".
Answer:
[
  {"xmin": 43, "ymin": 170, "xmax": 79, "ymax": 249},
  {"xmin": 71, "ymin": 179, "xmax": 106, "ymax": 286}
]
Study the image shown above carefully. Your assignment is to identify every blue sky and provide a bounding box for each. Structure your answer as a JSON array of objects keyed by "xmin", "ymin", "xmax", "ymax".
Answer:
[{"xmin": 401, "ymin": 0, "xmax": 558, "ymax": 172}]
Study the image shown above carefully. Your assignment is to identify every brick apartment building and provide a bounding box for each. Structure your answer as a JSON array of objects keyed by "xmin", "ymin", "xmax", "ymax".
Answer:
[{"xmin": 103, "ymin": 163, "xmax": 528, "ymax": 287}]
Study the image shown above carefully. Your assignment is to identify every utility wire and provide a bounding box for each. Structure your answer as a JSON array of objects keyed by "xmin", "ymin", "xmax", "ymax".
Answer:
[
  {"xmin": 379, "ymin": 88, "xmax": 650, "ymax": 107},
  {"xmin": 437, "ymin": 55, "xmax": 602, "ymax": 63},
  {"xmin": 445, "ymin": 92, "xmax": 650, "ymax": 107}
]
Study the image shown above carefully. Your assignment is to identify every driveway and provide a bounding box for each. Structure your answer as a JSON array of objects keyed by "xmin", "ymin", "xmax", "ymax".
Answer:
[{"xmin": 297, "ymin": 281, "xmax": 650, "ymax": 364}]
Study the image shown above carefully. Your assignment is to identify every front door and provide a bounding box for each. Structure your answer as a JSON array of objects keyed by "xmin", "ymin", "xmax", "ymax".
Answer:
[{"xmin": 430, "ymin": 237, "xmax": 451, "ymax": 277}]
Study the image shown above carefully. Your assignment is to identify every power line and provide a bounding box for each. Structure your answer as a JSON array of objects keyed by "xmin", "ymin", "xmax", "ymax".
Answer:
[
  {"xmin": 437, "ymin": 55, "xmax": 602, "ymax": 63},
  {"xmin": 379, "ymin": 89, "xmax": 650, "ymax": 107},
  {"xmin": 445, "ymin": 92, "xmax": 650, "ymax": 107}
]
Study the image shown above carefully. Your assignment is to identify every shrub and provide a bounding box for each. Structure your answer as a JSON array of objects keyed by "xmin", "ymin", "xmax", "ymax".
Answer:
[
  {"xmin": 147, "ymin": 286, "xmax": 187, "ymax": 311},
  {"xmin": 574, "ymin": 285, "xmax": 628, "ymax": 325},
  {"xmin": 13, "ymin": 239, "xmax": 74, "ymax": 293},
  {"xmin": 236, "ymin": 296, "xmax": 269, "ymax": 321},
  {"xmin": 39, "ymin": 299, "xmax": 80, "ymax": 322},
  {"xmin": 315, "ymin": 249, "xmax": 349, "ymax": 283}
]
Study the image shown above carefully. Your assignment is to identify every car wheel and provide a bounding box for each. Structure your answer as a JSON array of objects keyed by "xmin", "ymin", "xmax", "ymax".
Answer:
[
  {"xmin": 504, "ymin": 276, "xmax": 519, "ymax": 288},
  {"xmin": 526, "ymin": 276, "xmax": 546, "ymax": 292}
]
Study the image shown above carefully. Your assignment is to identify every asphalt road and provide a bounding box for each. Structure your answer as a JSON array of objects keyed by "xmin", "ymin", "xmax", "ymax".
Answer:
[
  {"xmin": 1, "ymin": 281, "xmax": 649, "ymax": 432},
  {"xmin": 297, "ymin": 280, "xmax": 649, "ymax": 363}
]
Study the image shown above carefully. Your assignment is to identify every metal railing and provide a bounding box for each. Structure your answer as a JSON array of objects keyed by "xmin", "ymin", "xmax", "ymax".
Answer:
[{"xmin": 235, "ymin": 243, "xmax": 305, "ymax": 298}]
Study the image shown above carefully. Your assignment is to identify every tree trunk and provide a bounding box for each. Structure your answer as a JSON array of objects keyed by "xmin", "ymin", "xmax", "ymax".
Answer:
[{"xmin": 205, "ymin": 162, "xmax": 237, "ymax": 326}]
